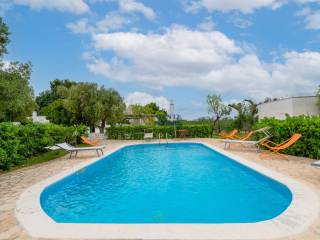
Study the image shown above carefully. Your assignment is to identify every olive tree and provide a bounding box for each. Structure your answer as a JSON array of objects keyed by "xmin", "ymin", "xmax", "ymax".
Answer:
[
  {"xmin": 0, "ymin": 18, "xmax": 36, "ymax": 122},
  {"xmin": 97, "ymin": 87, "xmax": 125, "ymax": 133},
  {"xmin": 207, "ymin": 94, "xmax": 231, "ymax": 135},
  {"xmin": 229, "ymin": 99, "xmax": 258, "ymax": 130},
  {"xmin": 0, "ymin": 62, "xmax": 35, "ymax": 122},
  {"xmin": 64, "ymin": 83, "xmax": 101, "ymax": 132}
]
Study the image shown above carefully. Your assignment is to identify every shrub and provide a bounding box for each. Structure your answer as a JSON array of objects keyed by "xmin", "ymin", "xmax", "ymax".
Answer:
[
  {"xmin": 254, "ymin": 116, "xmax": 320, "ymax": 159},
  {"xmin": 107, "ymin": 124, "xmax": 210, "ymax": 140},
  {"xmin": 0, "ymin": 123, "xmax": 87, "ymax": 170}
]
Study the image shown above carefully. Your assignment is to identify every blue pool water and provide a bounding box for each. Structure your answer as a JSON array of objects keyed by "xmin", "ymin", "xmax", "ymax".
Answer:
[{"xmin": 41, "ymin": 143, "xmax": 292, "ymax": 223}]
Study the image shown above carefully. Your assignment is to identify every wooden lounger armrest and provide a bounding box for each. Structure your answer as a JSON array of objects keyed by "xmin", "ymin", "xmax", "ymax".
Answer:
[{"xmin": 262, "ymin": 138, "xmax": 291, "ymax": 147}]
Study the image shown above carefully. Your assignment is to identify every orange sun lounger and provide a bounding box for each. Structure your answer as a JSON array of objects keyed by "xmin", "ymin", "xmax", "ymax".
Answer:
[
  {"xmin": 232, "ymin": 131, "xmax": 254, "ymax": 141},
  {"xmin": 81, "ymin": 135, "xmax": 102, "ymax": 146},
  {"xmin": 259, "ymin": 133, "xmax": 302, "ymax": 159},
  {"xmin": 219, "ymin": 129, "xmax": 238, "ymax": 139}
]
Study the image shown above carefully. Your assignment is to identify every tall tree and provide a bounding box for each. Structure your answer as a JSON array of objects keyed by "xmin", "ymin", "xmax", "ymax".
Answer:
[
  {"xmin": 207, "ymin": 94, "xmax": 231, "ymax": 135},
  {"xmin": 0, "ymin": 62, "xmax": 35, "ymax": 122},
  {"xmin": 97, "ymin": 87, "xmax": 125, "ymax": 133},
  {"xmin": 229, "ymin": 99, "xmax": 258, "ymax": 130},
  {"xmin": 244, "ymin": 99, "xmax": 258, "ymax": 128},
  {"xmin": 129, "ymin": 102, "xmax": 168, "ymax": 126},
  {"xmin": 64, "ymin": 83, "xmax": 101, "ymax": 131},
  {"xmin": 0, "ymin": 18, "xmax": 35, "ymax": 122},
  {"xmin": 36, "ymin": 79, "xmax": 77, "ymax": 110},
  {"xmin": 0, "ymin": 17, "xmax": 10, "ymax": 58},
  {"xmin": 144, "ymin": 102, "xmax": 168, "ymax": 125},
  {"xmin": 36, "ymin": 79, "xmax": 77, "ymax": 125}
]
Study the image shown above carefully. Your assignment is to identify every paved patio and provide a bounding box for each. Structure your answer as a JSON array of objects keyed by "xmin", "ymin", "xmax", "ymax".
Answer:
[{"xmin": 0, "ymin": 139, "xmax": 319, "ymax": 240}]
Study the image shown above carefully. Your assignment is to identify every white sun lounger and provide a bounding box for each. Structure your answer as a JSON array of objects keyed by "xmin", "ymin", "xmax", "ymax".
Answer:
[
  {"xmin": 55, "ymin": 142, "xmax": 106, "ymax": 158},
  {"xmin": 311, "ymin": 160, "xmax": 320, "ymax": 168},
  {"xmin": 144, "ymin": 128, "xmax": 154, "ymax": 141},
  {"xmin": 223, "ymin": 136, "xmax": 271, "ymax": 151}
]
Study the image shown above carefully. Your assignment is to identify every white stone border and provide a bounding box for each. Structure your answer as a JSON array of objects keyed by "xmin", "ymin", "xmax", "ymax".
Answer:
[{"xmin": 15, "ymin": 141, "xmax": 320, "ymax": 240}]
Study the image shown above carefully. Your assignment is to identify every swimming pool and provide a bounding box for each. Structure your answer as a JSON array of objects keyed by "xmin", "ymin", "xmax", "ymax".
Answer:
[{"xmin": 40, "ymin": 143, "xmax": 292, "ymax": 224}]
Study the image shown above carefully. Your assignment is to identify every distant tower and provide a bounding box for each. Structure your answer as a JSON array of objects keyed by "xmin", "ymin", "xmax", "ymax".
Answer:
[
  {"xmin": 169, "ymin": 100, "xmax": 175, "ymax": 116},
  {"xmin": 169, "ymin": 100, "xmax": 177, "ymax": 138}
]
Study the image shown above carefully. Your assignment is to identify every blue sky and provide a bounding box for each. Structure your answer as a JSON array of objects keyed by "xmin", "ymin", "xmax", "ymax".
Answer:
[{"xmin": 1, "ymin": 0, "xmax": 320, "ymax": 119}]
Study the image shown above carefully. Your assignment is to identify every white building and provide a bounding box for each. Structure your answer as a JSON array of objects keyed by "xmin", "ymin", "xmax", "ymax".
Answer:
[
  {"xmin": 257, "ymin": 96, "xmax": 319, "ymax": 120},
  {"xmin": 30, "ymin": 111, "xmax": 50, "ymax": 124}
]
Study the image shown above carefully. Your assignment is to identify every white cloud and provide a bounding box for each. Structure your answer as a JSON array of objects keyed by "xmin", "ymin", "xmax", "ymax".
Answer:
[
  {"xmin": 183, "ymin": 0, "xmax": 286, "ymax": 14},
  {"xmin": 296, "ymin": 0, "xmax": 320, "ymax": 3},
  {"xmin": 305, "ymin": 11, "xmax": 320, "ymax": 29},
  {"xmin": 126, "ymin": 92, "xmax": 170, "ymax": 110},
  {"xmin": 228, "ymin": 14, "xmax": 253, "ymax": 28},
  {"xmin": 182, "ymin": 0, "xmax": 203, "ymax": 13},
  {"xmin": 86, "ymin": 26, "xmax": 319, "ymax": 100},
  {"xmin": 0, "ymin": 0, "xmax": 11, "ymax": 15},
  {"xmin": 67, "ymin": 13, "xmax": 130, "ymax": 34},
  {"xmin": 296, "ymin": 6, "xmax": 311, "ymax": 16},
  {"xmin": 297, "ymin": 7, "xmax": 320, "ymax": 30},
  {"xmin": 96, "ymin": 12, "xmax": 131, "ymax": 32},
  {"xmin": 66, "ymin": 18, "xmax": 93, "ymax": 34},
  {"xmin": 13, "ymin": 0, "xmax": 90, "ymax": 14},
  {"xmin": 197, "ymin": 17, "xmax": 215, "ymax": 31},
  {"xmin": 119, "ymin": 0, "xmax": 156, "ymax": 20},
  {"xmin": 295, "ymin": 0, "xmax": 320, "ymax": 30}
]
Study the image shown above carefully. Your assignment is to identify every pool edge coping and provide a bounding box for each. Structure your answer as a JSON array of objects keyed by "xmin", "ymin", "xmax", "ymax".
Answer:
[{"xmin": 15, "ymin": 140, "xmax": 320, "ymax": 240}]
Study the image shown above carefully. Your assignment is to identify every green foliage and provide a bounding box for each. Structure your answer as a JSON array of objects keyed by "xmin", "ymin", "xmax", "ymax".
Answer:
[
  {"xmin": 128, "ymin": 102, "xmax": 168, "ymax": 126},
  {"xmin": 37, "ymin": 80, "xmax": 125, "ymax": 129},
  {"xmin": 96, "ymin": 87, "xmax": 126, "ymax": 132},
  {"xmin": 0, "ymin": 17, "xmax": 10, "ymax": 57},
  {"xmin": 156, "ymin": 110, "xmax": 168, "ymax": 125},
  {"xmin": 36, "ymin": 79, "xmax": 77, "ymax": 125},
  {"xmin": 36, "ymin": 79, "xmax": 77, "ymax": 110},
  {"xmin": 42, "ymin": 99, "xmax": 75, "ymax": 125},
  {"xmin": 0, "ymin": 61, "xmax": 35, "ymax": 122},
  {"xmin": 64, "ymin": 83, "xmax": 100, "ymax": 128},
  {"xmin": 0, "ymin": 123, "xmax": 87, "ymax": 170},
  {"xmin": 107, "ymin": 124, "xmax": 210, "ymax": 140},
  {"xmin": 254, "ymin": 116, "xmax": 320, "ymax": 159},
  {"xmin": 207, "ymin": 94, "xmax": 231, "ymax": 135},
  {"xmin": 229, "ymin": 99, "xmax": 258, "ymax": 131},
  {"xmin": 317, "ymin": 86, "xmax": 320, "ymax": 110},
  {"xmin": 0, "ymin": 19, "xmax": 35, "ymax": 123}
]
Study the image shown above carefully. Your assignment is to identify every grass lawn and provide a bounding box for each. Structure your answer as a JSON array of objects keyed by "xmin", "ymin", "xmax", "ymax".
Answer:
[
  {"xmin": 1, "ymin": 143, "xmax": 91, "ymax": 174},
  {"xmin": 10, "ymin": 149, "xmax": 68, "ymax": 171}
]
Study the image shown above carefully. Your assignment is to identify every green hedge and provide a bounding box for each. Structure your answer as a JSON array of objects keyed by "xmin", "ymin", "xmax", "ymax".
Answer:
[
  {"xmin": 107, "ymin": 124, "xmax": 211, "ymax": 140},
  {"xmin": 0, "ymin": 123, "xmax": 87, "ymax": 170},
  {"xmin": 254, "ymin": 116, "xmax": 320, "ymax": 159}
]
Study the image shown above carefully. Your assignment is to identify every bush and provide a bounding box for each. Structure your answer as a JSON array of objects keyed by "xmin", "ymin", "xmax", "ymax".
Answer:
[
  {"xmin": 0, "ymin": 123, "xmax": 87, "ymax": 170},
  {"xmin": 254, "ymin": 116, "xmax": 320, "ymax": 159},
  {"xmin": 107, "ymin": 124, "xmax": 211, "ymax": 140}
]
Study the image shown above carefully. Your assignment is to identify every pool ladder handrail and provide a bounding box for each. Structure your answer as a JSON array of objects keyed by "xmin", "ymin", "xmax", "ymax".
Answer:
[{"xmin": 158, "ymin": 133, "xmax": 169, "ymax": 145}]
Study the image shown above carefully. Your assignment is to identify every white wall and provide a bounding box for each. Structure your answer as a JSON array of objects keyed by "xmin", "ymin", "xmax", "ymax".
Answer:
[
  {"xmin": 257, "ymin": 96, "xmax": 319, "ymax": 120},
  {"xmin": 258, "ymin": 98, "xmax": 293, "ymax": 120},
  {"xmin": 292, "ymin": 97, "xmax": 319, "ymax": 116}
]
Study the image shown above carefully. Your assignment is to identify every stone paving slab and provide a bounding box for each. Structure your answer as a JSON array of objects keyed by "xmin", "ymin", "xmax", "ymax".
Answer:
[{"xmin": 0, "ymin": 139, "xmax": 319, "ymax": 240}]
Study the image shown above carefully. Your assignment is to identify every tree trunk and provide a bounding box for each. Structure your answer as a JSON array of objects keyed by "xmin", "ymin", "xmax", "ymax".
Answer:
[
  {"xmin": 99, "ymin": 120, "xmax": 106, "ymax": 134},
  {"xmin": 211, "ymin": 117, "xmax": 220, "ymax": 137}
]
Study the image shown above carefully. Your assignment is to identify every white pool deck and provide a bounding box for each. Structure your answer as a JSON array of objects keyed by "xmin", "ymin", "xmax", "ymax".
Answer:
[{"xmin": 14, "ymin": 140, "xmax": 320, "ymax": 240}]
